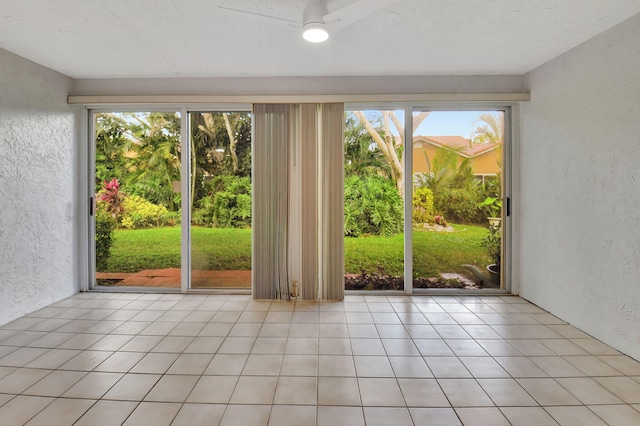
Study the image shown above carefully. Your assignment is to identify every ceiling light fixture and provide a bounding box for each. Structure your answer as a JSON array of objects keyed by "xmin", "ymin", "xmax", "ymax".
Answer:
[
  {"xmin": 220, "ymin": 0, "xmax": 402, "ymax": 45},
  {"xmin": 302, "ymin": 1, "xmax": 329, "ymax": 43},
  {"xmin": 303, "ymin": 22, "xmax": 329, "ymax": 43}
]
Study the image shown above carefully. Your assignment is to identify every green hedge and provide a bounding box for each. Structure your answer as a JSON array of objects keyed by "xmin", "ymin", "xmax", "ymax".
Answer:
[
  {"xmin": 95, "ymin": 205, "xmax": 116, "ymax": 271},
  {"xmin": 344, "ymin": 175, "xmax": 403, "ymax": 237},
  {"xmin": 193, "ymin": 175, "xmax": 251, "ymax": 228},
  {"xmin": 120, "ymin": 195, "xmax": 170, "ymax": 229}
]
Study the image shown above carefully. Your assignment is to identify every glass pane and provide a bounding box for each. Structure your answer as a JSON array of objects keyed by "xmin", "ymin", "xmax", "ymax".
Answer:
[
  {"xmin": 94, "ymin": 112, "xmax": 182, "ymax": 288},
  {"xmin": 412, "ymin": 111, "xmax": 503, "ymax": 290},
  {"xmin": 344, "ymin": 110, "xmax": 405, "ymax": 291},
  {"xmin": 190, "ymin": 112, "xmax": 252, "ymax": 289}
]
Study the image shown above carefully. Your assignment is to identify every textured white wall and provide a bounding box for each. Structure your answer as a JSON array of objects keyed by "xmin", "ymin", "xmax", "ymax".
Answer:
[
  {"xmin": 0, "ymin": 48, "xmax": 80, "ymax": 325},
  {"xmin": 520, "ymin": 14, "xmax": 640, "ymax": 360}
]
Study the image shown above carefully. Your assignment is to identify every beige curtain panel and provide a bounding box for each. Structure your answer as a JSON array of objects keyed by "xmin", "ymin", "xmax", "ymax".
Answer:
[
  {"xmin": 252, "ymin": 104, "xmax": 291, "ymax": 300},
  {"xmin": 252, "ymin": 102, "xmax": 344, "ymax": 301},
  {"xmin": 319, "ymin": 103, "xmax": 345, "ymax": 301}
]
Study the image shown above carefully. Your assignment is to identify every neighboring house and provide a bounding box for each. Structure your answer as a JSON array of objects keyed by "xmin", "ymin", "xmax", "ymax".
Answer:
[{"xmin": 412, "ymin": 135, "xmax": 501, "ymax": 178}]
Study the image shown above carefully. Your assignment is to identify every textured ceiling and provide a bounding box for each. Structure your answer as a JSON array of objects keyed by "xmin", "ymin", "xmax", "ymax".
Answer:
[{"xmin": 0, "ymin": 0, "xmax": 638, "ymax": 79}]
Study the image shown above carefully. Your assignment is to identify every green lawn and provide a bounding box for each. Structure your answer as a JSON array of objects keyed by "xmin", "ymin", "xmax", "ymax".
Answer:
[
  {"xmin": 106, "ymin": 227, "xmax": 252, "ymax": 272},
  {"xmin": 103, "ymin": 225, "xmax": 490, "ymax": 277},
  {"xmin": 345, "ymin": 225, "xmax": 490, "ymax": 277}
]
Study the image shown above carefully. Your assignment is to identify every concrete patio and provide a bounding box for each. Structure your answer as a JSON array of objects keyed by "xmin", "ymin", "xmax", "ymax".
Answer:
[{"xmin": 96, "ymin": 270, "xmax": 251, "ymax": 289}]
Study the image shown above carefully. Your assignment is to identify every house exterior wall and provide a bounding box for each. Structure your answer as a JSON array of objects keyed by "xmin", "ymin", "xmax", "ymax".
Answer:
[
  {"xmin": 520, "ymin": 13, "xmax": 640, "ymax": 360},
  {"xmin": 412, "ymin": 145, "xmax": 500, "ymax": 175},
  {"xmin": 0, "ymin": 48, "xmax": 81, "ymax": 325},
  {"xmin": 470, "ymin": 150, "xmax": 501, "ymax": 176}
]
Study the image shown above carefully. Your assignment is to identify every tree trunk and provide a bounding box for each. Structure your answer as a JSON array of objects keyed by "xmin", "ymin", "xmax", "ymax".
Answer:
[
  {"xmin": 354, "ymin": 111, "xmax": 404, "ymax": 197},
  {"xmin": 222, "ymin": 113, "xmax": 239, "ymax": 173}
]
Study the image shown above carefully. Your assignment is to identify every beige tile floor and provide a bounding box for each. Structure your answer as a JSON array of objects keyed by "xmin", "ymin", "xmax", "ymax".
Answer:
[{"xmin": 0, "ymin": 293, "xmax": 639, "ymax": 425}]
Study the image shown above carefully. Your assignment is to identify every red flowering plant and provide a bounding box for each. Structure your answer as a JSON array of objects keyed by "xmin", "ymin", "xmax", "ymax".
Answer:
[
  {"xmin": 434, "ymin": 215, "xmax": 448, "ymax": 227},
  {"xmin": 98, "ymin": 178, "xmax": 125, "ymax": 221}
]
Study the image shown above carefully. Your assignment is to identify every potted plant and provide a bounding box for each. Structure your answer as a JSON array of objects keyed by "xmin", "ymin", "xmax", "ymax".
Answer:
[
  {"xmin": 478, "ymin": 196, "xmax": 502, "ymax": 227},
  {"xmin": 481, "ymin": 224, "xmax": 501, "ymax": 287}
]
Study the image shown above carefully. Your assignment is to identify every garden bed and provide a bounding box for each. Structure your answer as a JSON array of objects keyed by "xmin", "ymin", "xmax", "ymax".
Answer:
[{"xmin": 345, "ymin": 273, "xmax": 469, "ymax": 291}]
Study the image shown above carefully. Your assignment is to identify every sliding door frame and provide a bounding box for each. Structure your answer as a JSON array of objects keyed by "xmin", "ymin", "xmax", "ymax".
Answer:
[
  {"xmin": 84, "ymin": 100, "xmax": 518, "ymax": 296},
  {"xmin": 345, "ymin": 102, "xmax": 517, "ymax": 295},
  {"xmin": 87, "ymin": 104, "xmax": 251, "ymax": 293}
]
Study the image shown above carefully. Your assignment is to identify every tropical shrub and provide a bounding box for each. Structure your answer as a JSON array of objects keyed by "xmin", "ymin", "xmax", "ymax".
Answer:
[
  {"xmin": 412, "ymin": 186, "xmax": 434, "ymax": 224},
  {"xmin": 482, "ymin": 224, "xmax": 502, "ymax": 266},
  {"xmin": 120, "ymin": 195, "xmax": 170, "ymax": 229},
  {"xmin": 444, "ymin": 189, "xmax": 484, "ymax": 224},
  {"xmin": 193, "ymin": 175, "xmax": 251, "ymax": 228},
  {"xmin": 478, "ymin": 196, "xmax": 502, "ymax": 219},
  {"xmin": 212, "ymin": 191, "xmax": 252, "ymax": 228},
  {"xmin": 95, "ymin": 203, "xmax": 116, "ymax": 271},
  {"xmin": 344, "ymin": 175, "xmax": 403, "ymax": 237},
  {"xmin": 418, "ymin": 147, "xmax": 485, "ymax": 224},
  {"xmin": 164, "ymin": 210, "xmax": 182, "ymax": 226}
]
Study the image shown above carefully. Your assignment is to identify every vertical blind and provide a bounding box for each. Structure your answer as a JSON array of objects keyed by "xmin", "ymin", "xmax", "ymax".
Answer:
[
  {"xmin": 252, "ymin": 104, "xmax": 291, "ymax": 300},
  {"xmin": 319, "ymin": 103, "xmax": 345, "ymax": 301},
  {"xmin": 298, "ymin": 104, "xmax": 319, "ymax": 300},
  {"xmin": 253, "ymin": 103, "xmax": 344, "ymax": 300}
]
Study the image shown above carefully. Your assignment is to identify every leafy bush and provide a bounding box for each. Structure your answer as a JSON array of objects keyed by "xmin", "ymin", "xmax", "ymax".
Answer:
[
  {"xmin": 95, "ymin": 203, "xmax": 116, "ymax": 271},
  {"xmin": 193, "ymin": 175, "xmax": 251, "ymax": 228},
  {"xmin": 344, "ymin": 175, "xmax": 403, "ymax": 237},
  {"xmin": 164, "ymin": 210, "xmax": 181, "ymax": 226},
  {"xmin": 482, "ymin": 224, "xmax": 502, "ymax": 266},
  {"xmin": 120, "ymin": 195, "xmax": 170, "ymax": 229},
  {"xmin": 417, "ymin": 148, "xmax": 486, "ymax": 224},
  {"xmin": 442, "ymin": 189, "xmax": 484, "ymax": 224},
  {"xmin": 412, "ymin": 186, "xmax": 434, "ymax": 224}
]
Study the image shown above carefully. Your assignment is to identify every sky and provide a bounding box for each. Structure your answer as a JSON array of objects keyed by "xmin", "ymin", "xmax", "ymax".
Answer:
[
  {"xmin": 352, "ymin": 110, "xmax": 502, "ymax": 139},
  {"xmin": 416, "ymin": 111, "xmax": 501, "ymax": 137}
]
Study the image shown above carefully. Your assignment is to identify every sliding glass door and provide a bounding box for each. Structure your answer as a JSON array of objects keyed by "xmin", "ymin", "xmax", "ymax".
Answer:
[
  {"xmin": 344, "ymin": 106, "xmax": 508, "ymax": 292},
  {"xmin": 93, "ymin": 111, "xmax": 182, "ymax": 289},
  {"xmin": 344, "ymin": 109, "xmax": 405, "ymax": 291},
  {"xmin": 90, "ymin": 104, "xmax": 508, "ymax": 294},
  {"xmin": 411, "ymin": 110, "xmax": 505, "ymax": 290},
  {"xmin": 189, "ymin": 112, "xmax": 252, "ymax": 289},
  {"xmin": 91, "ymin": 108, "xmax": 252, "ymax": 291}
]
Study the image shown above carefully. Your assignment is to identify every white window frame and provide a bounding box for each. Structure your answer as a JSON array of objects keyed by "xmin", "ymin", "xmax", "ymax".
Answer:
[
  {"xmin": 86, "ymin": 104, "xmax": 251, "ymax": 293},
  {"xmin": 83, "ymin": 100, "xmax": 518, "ymax": 296}
]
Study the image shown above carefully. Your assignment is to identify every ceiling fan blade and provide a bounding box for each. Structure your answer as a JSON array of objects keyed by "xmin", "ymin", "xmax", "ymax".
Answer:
[
  {"xmin": 217, "ymin": 6, "xmax": 301, "ymax": 26},
  {"xmin": 324, "ymin": 0, "xmax": 402, "ymax": 31}
]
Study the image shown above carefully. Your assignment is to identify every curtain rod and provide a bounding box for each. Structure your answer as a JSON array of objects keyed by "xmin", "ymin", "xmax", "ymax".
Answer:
[{"xmin": 68, "ymin": 93, "xmax": 530, "ymax": 105}]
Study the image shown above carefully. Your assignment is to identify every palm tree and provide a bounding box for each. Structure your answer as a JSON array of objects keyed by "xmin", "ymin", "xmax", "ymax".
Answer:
[
  {"xmin": 471, "ymin": 113, "xmax": 503, "ymax": 145},
  {"xmin": 123, "ymin": 112, "xmax": 182, "ymax": 210},
  {"xmin": 344, "ymin": 113, "xmax": 391, "ymax": 179},
  {"xmin": 470, "ymin": 112, "xmax": 503, "ymax": 199},
  {"xmin": 418, "ymin": 147, "xmax": 481, "ymax": 223},
  {"xmin": 94, "ymin": 113, "xmax": 133, "ymax": 192}
]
